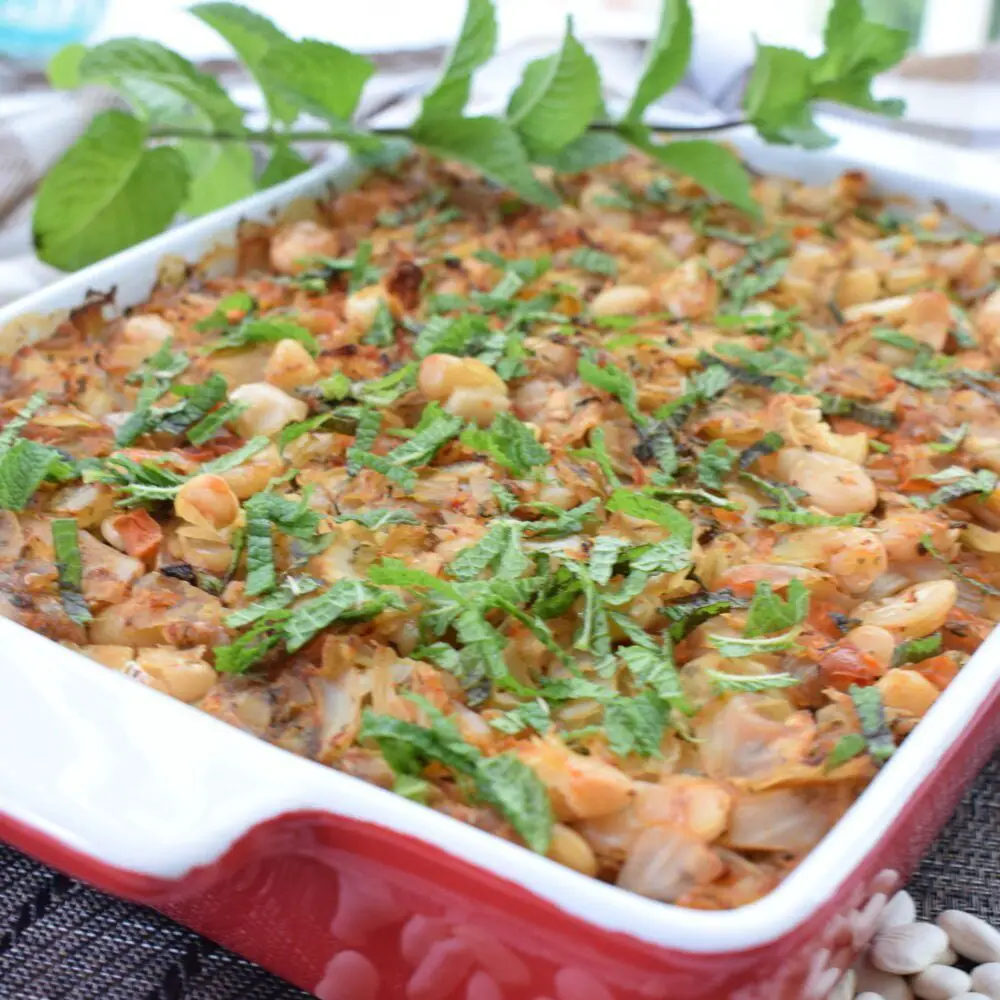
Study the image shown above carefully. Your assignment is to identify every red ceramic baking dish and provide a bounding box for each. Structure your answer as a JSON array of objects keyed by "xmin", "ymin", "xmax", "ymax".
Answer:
[{"xmin": 2, "ymin": 119, "xmax": 1000, "ymax": 1000}]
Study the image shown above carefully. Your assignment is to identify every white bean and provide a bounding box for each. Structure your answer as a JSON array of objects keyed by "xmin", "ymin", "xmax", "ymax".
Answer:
[
  {"xmin": 938, "ymin": 912, "xmax": 1000, "ymax": 964},
  {"xmin": 775, "ymin": 447, "xmax": 877, "ymax": 515},
  {"xmin": 912, "ymin": 964, "xmax": 971, "ymax": 1000},
  {"xmin": 878, "ymin": 891, "xmax": 918, "ymax": 932},
  {"xmin": 970, "ymin": 964, "xmax": 1000, "ymax": 999},
  {"xmin": 856, "ymin": 579, "xmax": 958, "ymax": 640},
  {"xmin": 871, "ymin": 922, "xmax": 950, "ymax": 975}
]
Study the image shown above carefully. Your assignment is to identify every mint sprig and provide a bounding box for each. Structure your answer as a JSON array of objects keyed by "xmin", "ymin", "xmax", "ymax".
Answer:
[{"xmin": 37, "ymin": 0, "xmax": 908, "ymax": 271}]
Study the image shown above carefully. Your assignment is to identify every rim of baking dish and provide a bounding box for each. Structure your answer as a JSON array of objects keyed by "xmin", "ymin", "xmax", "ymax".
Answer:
[{"xmin": 1, "ymin": 117, "xmax": 1000, "ymax": 955}]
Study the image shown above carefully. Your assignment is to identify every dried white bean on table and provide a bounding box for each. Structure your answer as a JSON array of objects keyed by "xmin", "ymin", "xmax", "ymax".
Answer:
[
  {"xmin": 871, "ymin": 923, "xmax": 951, "ymax": 975},
  {"xmin": 938, "ymin": 912, "xmax": 1000, "ymax": 964},
  {"xmin": 878, "ymin": 892, "xmax": 918, "ymax": 933},
  {"xmin": 971, "ymin": 964, "xmax": 1000, "ymax": 998},
  {"xmin": 853, "ymin": 955, "xmax": 914, "ymax": 999},
  {"xmin": 912, "ymin": 964, "xmax": 971, "ymax": 1000}
]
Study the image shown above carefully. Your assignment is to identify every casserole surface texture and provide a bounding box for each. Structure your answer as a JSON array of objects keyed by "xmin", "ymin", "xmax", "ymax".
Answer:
[{"xmin": 3, "ymin": 138, "xmax": 1000, "ymax": 923}]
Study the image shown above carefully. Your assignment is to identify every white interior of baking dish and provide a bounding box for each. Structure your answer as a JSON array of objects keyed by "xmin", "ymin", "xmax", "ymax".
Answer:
[{"xmin": 1, "ymin": 117, "xmax": 999, "ymax": 953}]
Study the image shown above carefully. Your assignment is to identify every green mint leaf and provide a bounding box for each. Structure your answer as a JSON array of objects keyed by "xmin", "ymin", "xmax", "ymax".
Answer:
[
  {"xmin": 155, "ymin": 373, "xmax": 229, "ymax": 437},
  {"xmin": 893, "ymin": 633, "xmax": 943, "ymax": 668},
  {"xmin": 0, "ymin": 439, "xmax": 61, "ymax": 511},
  {"xmin": 48, "ymin": 42, "xmax": 85, "ymax": 89},
  {"xmin": 706, "ymin": 668, "xmax": 800, "ymax": 693},
  {"xmin": 571, "ymin": 427, "xmax": 622, "ymax": 488},
  {"xmin": 619, "ymin": 643, "xmax": 691, "ymax": 710},
  {"xmin": 284, "ymin": 579, "xmax": 398, "ymax": 652},
  {"xmin": 52, "ymin": 517, "xmax": 92, "ymax": 625},
  {"xmin": 361, "ymin": 706, "xmax": 481, "ymax": 779},
  {"xmin": 180, "ymin": 141, "xmax": 256, "ymax": 217},
  {"xmin": 489, "ymin": 700, "xmax": 551, "ymax": 735},
  {"xmin": 626, "ymin": 131, "xmax": 757, "ymax": 216},
  {"xmin": 190, "ymin": 3, "xmax": 299, "ymax": 123},
  {"xmin": 210, "ymin": 316, "xmax": 318, "ymax": 355},
  {"xmin": 919, "ymin": 466, "xmax": 998, "ymax": 508},
  {"xmin": 261, "ymin": 38, "xmax": 375, "ymax": 125},
  {"xmin": 824, "ymin": 732, "xmax": 867, "ymax": 771},
  {"xmin": 568, "ymin": 247, "xmax": 618, "ymax": 277},
  {"xmin": 200, "ymin": 436, "xmax": 270, "ymax": 474},
  {"xmin": 849, "ymin": 682, "xmax": 895, "ymax": 763},
  {"xmin": 277, "ymin": 413, "xmax": 337, "ymax": 453},
  {"xmin": 629, "ymin": 537, "xmax": 692, "ymax": 574},
  {"xmin": 84, "ymin": 454, "xmax": 186, "ymax": 508},
  {"xmin": 0, "ymin": 392, "xmax": 47, "ymax": 458},
  {"xmin": 347, "ymin": 407, "xmax": 382, "ymax": 476},
  {"xmin": 708, "ymin": 630, "xmax": 801, "ymax": 658},
  {"xmin": 739, "ymin": 431, "xmax": 785, "ymax": 470},
  {"xmin": 419, "ymin": 0, "xmax": 497, "ymax": 122},
  {"xmin": 622, "ymin": 0, "xmax": 693, "ymax": 123},
  {"xmin": 474, "ymin": 752, "xmax": 554, "ymax": 853},
  {"xmin": 186, "ymin": 400, "xmax": 246, "ymax": 445},
  {"xmin": 578, "ymin": 354, "xmax": 644, "ymax": 426},
  {"xmin": 506, "ymin": 17, "xmax": 602, "ymax": 153},
  {"xmin": 812, "ymin": 0, "xmax": 909, "ymax": 116},
  {"xmin": 224, "ymin": 575, "xmax": 321, "ymax": 629},
  {"xmin": 530, "ymin": 131, "xmax": 630, "ymax": 172},
  {"xmin": 604, "ymin": 692, "xmax": 669, "ymax": 758},
  {"xmin": 587, "ymin": 535, "xmax": 630, "ymax": 586},
  {"xmin": 662, "ymin": 590, "xmax": 741, "ymax": 641},
  {"xmin": 460, "ymin": 411, "xmax": 550, "ymax": 477},
  {"xmin": 606, "ymin": 489, "xmax": 693, "ymax": 546},
  {"xmin": 33, "ymin": 110, "xmax": 189, "ymax": 271},
  {"xmin": 243, "ymin": 508, "xmax": 276, "ymax": 597},
  {"xmin": 411, "ymin": 116, "xmax": 558, "ymax": 208},
  {"xmin": 215, "ymin": 611, "xmax": 290, "ymax": 674},
  {"xmin": 362, "ymin": 300, "xmax": 396, "ymax": 347},
  {"xmin": 696, "ymin": 439, "xmax": 738, "ymax": 491},
  {"xmin": 757, "ymin": 507, "xmax": 864, "ymax": 527},
  {"xmin": 744, "ymin": 578, "xmax": 810, "ymax": 637},
  {"xmin": 260, "ymin": 143, "xmax": 311, "ymax": 188},
  {"xmin": 450, "ymin": 522, "xmax": 513, "ymax": 581},
  {"xmin": 415, "ymin": 313, "xmax": 491, "ymax": 359},
  {"xmin": 744, "ymin": 45, "xmax": 833, "ymax": 149},
  {"xmin": 336, "ymin": 508, "xmax": 421, "ymax": 530},
  {"xmin": 524, "ymin": 497, "xmax": 600, "ymax": 539},
  {"xmin": 818, "ymin": 393, "xmax": 896, "ymax": 431},
  {"xmin": 928, "ymin": 423, "xmax": 969, "ymax": 455},
  {"xmin": 385, "ymin": 405, "xmax": 464, "ymax": 469},
  {"xmin": 195, "ymin": 291, "xmax": 255, "ymax": 332}
]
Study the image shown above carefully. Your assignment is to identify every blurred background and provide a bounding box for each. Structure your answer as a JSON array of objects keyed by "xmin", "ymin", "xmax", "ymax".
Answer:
[{"xmin": 0, "ymin": 0, "xmax": 996, "ymax": 301}]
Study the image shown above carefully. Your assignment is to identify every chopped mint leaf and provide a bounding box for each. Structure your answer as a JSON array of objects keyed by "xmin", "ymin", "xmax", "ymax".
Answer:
[
  {"xmin": 661, "ymin": 589, "xmax": 741, "ymax": 641},
  {"xmin": 708, "ymin": 630, "xmax": 801, "ymax": 658},
  {"xmin": 216, "ymin": 611, "xmax": 291, "ymax": 674},
  {"xmin": 335, "ymin": 508, "xmax": 421, "ymax": 529},
  {"xmin": 917, "ymin": 466, "xmax": 998, "ymax": 508},
  {"xmin": 0, "ymin": 392, "xmax": 47, "ymax": 457},
  {"xmin": 84, "ymin": 454, "xmax": 186, "ymax": 508},
  {"xmin": 606, "ymin": 489, "xmax": 693, "ymax": 546},
  {"xmin": 849, "ymin": 683, "xmax": 895, "ymax": 763},
  {"xmin": 697, "ymin": 439, "xmax": 738, "ymax": 490},
  {"xmin": 928, "ymin": 423, "xmax": 969, "ymax": 455},
  {"xmin": 362, "ymin": 299, "xmax": 396, "ymax": 347},
  {"xmin": 284, "ymin": 579, "xmax": 401, "ymax": 652},
  {"xmin": 489, "ymin": 699, "xmax": 551, "ymax": 735},
  {"xmin": 824, "ymin": 732, "xmax": 867, "ymax": 771},
  {"xmin": 706, "ymin": 668, "xmax": 800, "ymax": 693},
  {"xmin": 52, "ymin": 517, "xmax": 92, "ymax": 625},
  {"xmin": 569, "ymin": 247, "xmax": 618, "ymax": 277},
  {"xmin": 224, "ymin": 576, "xmax": 321, "ymax": 629},
  {"xmin": 745, "ymin": 578, "xmax": 810, "ymax": 637},
  {"xmin": 604, "ymin": 692, "xmax": 669, "ymax": 758},
  {"xmin": 587, "ymin": 534, "xmax": 630, "ymax": 586},
  {"xmin": 385, "ymin": 404, "xmax": 463, "ymax": 469},
  {"xmin": 892, "ymin": 633, "xmax": 942, "ymax": 668},
  {"xmin": 187, "ymin": 400, "xmax": 247, "ymax": 444},
  {"xmin": 209, "ymin": 315, "xmax": 319, "ymax": 355},
  {"xmin": 578, "ymin": 353, "xmax": 645, "ymax": 426},
  {"xmin": 460, "ymin": 411, "xmax": 549, "ymax": 477},
  {"xmin": 200, "ymin": 436, "xmax": 270, "ymax": 473}
]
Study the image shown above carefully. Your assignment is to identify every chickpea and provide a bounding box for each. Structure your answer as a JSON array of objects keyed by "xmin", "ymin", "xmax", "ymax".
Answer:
[
  {"xmin": 654, "ymin": 258, "xmax": 718, "ymax": 320},
  {"xmin": 123, "ymin": 314, "xmax": 174, "ymax": 347},
  {"xmin": 269, "ymin": 220, "xmax": 339, "ymax": 276},
  {"xmin": 548, "ymin": 824, "xmax": 598, "ymax": 877},
  {"xmin": 843, "ymin": 625, "xmax": 896, "ymax": 669},
  {"xmin": 589, "ymin": 284, "xmax": 653, "ymax": 318},
  {"xmin": 775, "ymin": 526, "xmax": 886, "ymax": 596},
  {"xmin": 135, "ymin": 646, "xmax": 217, "ymax": 703},
  {"xmin": 879, "ymin": 508, "xmax": 960, "ymax": 562},
  {"xmin": 229, "ymin": 381, "xmax": 308, "ymax": 438},
  {"xmin": 578, "ymin": 181, "xmax": 632, "ymax": 230},
  {"xmin": 264, "ymin": 338, "xmax": 320, "ymax": 391},
  {"xmin": 345, "ymin": 285, "xmax": 393, "ymax": 330},
  {"xmin": 877, "ymin": 669, "xmax": 940, "ymax": 718},
  {"xmin": 176, "ymin": 527, "xmax": 235, "ymax": 575},
  {"xmin": 175, "ymin": 474, "xmax": 241, "ymax": 535},
  {"xmin": 775, "ymin": 448, "xmax": 877, "ymax": 516},
  {"xmin": 835, "ymin": 267, "xmax": 880, "ymax": 308},
  {"xmin": 855, "ymin": 579, "xmax": 958, "ymax": 640},
  {"xmin": 218, "ymin": 442, "xmax": 286, "ymax": 500},
  {"xmin": 418, "ymin": 354, "xmax": 510, "ymax": 427}
]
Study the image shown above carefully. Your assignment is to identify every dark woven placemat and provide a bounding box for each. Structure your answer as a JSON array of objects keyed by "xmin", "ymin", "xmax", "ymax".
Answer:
[{"xmin": 2, "ymin": 752, "xmax": 999, "ymax": 999}]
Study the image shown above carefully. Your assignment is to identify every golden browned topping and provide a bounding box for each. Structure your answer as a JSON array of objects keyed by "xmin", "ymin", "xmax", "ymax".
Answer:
[{"xmin": 3, "ymin": 153, "xmax": 999, "ymax": 908}]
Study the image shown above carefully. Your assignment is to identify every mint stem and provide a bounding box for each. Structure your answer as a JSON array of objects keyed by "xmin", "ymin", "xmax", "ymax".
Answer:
[{"xmin": 148, "ymin": 119, "xmax": 747, "ymax": 145}]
